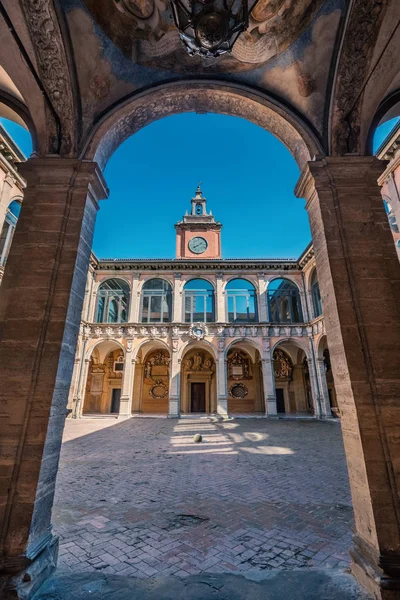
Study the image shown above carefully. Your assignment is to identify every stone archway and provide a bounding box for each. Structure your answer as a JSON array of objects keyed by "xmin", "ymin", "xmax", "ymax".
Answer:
[
  {"xmin": 135, "ymin": 347, "xmax": 171, "ymax": 414},
  {"xmin": 272, "ymin": 342, "xmax": 312, "ymax": 416},
  {"xmin": 82, "ymin": 81, "xmax": 323, "ymax": 172},
  {"xmin": 83, "ymin": 341, "xmax": 125, "ymax": 414},
  {"xmin": 226, "ymin": 345, "xmax": 264, "ymax": 414}
]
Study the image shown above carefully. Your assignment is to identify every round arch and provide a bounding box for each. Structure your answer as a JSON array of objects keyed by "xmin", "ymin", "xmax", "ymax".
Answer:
[
  {"xmin": 272, "ymin": 337, "xmax": 311, "ymax": 361},
  {"xmin": 82, "ymin": 81, "xmax": 324, "ymax": 171},
  {"xmin": 85, "ymin": 338, "xmax": 125, "ymax": 362},
  {"xmin": 138, "ymin": 275, "xmax": 174, "ymax": 292},
  {"xmin": 224, "ymin": 276, "xmax": 258, "ymax": 292},
  {"xmin": 225, "ymin": 337, "xmax": 263, "ymax": 358},
  {"xmin": 95, "ymin": 275, "xmax": 132, "ymax": 291},
  {"xmin": 179, "ymin": 339, "xmax": 218, "ymax": 361},
  {"xmin": 133, "ymin": 338, "xmax": 171, "ymax": 361},
  {"xmin": 265, "ymin": 275, "xmax": 302, "ymax": 293},
  {"xmin": 183, "ymin": 276, "xmax": 216, "ymax": 290}
]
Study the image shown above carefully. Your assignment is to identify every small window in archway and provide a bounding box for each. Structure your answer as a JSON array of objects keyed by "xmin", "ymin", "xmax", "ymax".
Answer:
[
  {"xmin": 96, "ymin": 278, "xmax": 130, "ymax": 323},
  {"xmin": 310, "ymin": 270, "xmax": 322, "ymax": 318},
  {"xmin": 141, "ymin": 278, "xmax": 172, "ymax": 323},
  {"xmin": 184, "ymin": 279, "xmax": 214, "ymax": 323},
  {"xmin": 226, "ymin": 279, "xmax": 257, "ymax": 323},
  {"xmin": 0, "ymin": 200, "xmax": 22, "ymax": 266},
  {"xmin": 268, "ymin": 278, "xmax": 303, "ymax": 323}
]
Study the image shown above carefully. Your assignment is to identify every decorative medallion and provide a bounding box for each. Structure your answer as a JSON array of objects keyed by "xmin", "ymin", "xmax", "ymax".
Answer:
[
  {"xmin": 149, "ymin": 379, "xmax": 169, "ymax": 398},
  {"xmin": 189, "ymin": 322, "xmax": 208, "ymax": 340},
  {"xmin": 229, "ymin": 383, "xmax": 248, "ymax": 398}
]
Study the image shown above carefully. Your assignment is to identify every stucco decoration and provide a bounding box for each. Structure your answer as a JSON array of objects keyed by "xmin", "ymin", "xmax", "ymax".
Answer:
[
  {"xmin": 85, "ymin": 82, "xmax": 323, "ymax": 170},
  {"xmin": 331, "ymin": 0, "xmax": 389, "ymax": 155},
  {"xmin": 20, "ymin": 0, "xmax": 76, "ymax": 155},
  {"xmin": 83, "ymin": 0, "xmax": 324, "ymax": 72}
]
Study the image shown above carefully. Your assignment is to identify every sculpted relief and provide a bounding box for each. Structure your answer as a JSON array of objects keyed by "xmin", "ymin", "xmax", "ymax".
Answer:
[{"xmin": 83, "ymin": 0, "xmax": 324, "ymax": 72}]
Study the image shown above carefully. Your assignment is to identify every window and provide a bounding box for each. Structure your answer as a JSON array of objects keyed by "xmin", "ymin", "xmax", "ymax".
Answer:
[
  {"xmin": 310, "ymin": 270, "xmax": 322, "ymax": 318},
  {"xmin": 141, "ymin": 278, "xmax": 172, "ymax": 323},
  {"xmin": 226, "ymin": 278, "xmax": 257, "ymax": 322},
  {"xmin": 0, "ymin": 200, "xmax": 21, "ymax": 266},
  {"xmin": 267, "ymin": 278, "xmax": 303, "ymax": 323},
  {"xmin": 184, "ymin": 279, "xmax": 214, "ymax": 323},
  {"xmin": 196, "ymin": 204, "xmax": 202, "ymax": 215},
  {"xmin": 96, "ymin": 278, "xmax": 130, "ymax": 323}
]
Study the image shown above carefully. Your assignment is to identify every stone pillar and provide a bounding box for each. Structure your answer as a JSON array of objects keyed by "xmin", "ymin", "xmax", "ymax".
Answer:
[
  {"xmin": 296, "ymin": 156, "xmax": 400, "ymax": 598},
  {"xmin": 305, "ymin": 338, "xmax": 322, "ymax": 417},
  {"xmin": 261, "ymin": 338, "xmax": 277, "ymax": 415},
  {"xmin": 216, "ymin": 272, "xmax": 225, "ymax": 323},
  {"xmin": 216, "ymin": 338, "xmax": 228, "ymax": 416},
  {"xmin": 75, "ymin": 357, "xmax": 91, "ymax": 418},
  {"xmin": 0, "ymin": 158, "xmax": 108, "ymax": 599},
  {"xmin": 172, "ymin": 273, "xmax": 182, "ymax": 323},
  {"xmin": 119, "ymin": 340, "xmax": 135, "ymax": 417},
  {"xmin": 169, "ymin": 342, "xmax": 180, "ymax": 417},
  {"xmin": 315, "ymin": 357, "xmax": 332, "ymax": 417},
  {"xmin": 128, "ymin": 274, "xmax": 140, "ymax": 323},
  {"xmin": 257, "ymin": 274, "xmax": 268, "ymax": 322}
]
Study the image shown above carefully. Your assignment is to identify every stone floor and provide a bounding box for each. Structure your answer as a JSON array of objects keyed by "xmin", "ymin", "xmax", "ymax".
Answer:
[{"xmin": 52, "ymin": 417, "xmax": 353, "ymax": 579}]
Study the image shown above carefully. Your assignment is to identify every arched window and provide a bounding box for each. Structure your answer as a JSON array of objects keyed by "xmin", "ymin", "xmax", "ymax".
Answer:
[
  {"xmin": 184, "ymin": 279, "xmax": 214, "ymax": 323},
  {"xmin": 310, "ymin": 270, "xmax": 322, "ymax": 318},
  {"xmin": 267, "ymin": 278, "xmax": 303, "ymax": 323},
  {"xmin": 0, "ymin": 200, "xmax": 21, "ymax": 266},
  {"xmin": 96, "ymin": 278, "xmax": 130, "ymax": 323},
  {"xmin": 141, "ymin": 278, "xmax": 172, "ymax": 323},
  {"xmin": 226, "ymin": 278, "xmax": 257, "ymax": 322}
]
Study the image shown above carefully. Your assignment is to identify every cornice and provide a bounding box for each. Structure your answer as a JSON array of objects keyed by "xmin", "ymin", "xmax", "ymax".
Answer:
[{"xmin": 96, "ymin": 258, "xmax": 301, "ymax": 271}]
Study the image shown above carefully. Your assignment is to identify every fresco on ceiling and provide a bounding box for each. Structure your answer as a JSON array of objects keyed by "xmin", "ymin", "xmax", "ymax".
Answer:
[
  {"xmin": 81, "ymin": 0, "xmax": 326, "ymax": 73},
  {"xmin": 63, "ymin": 0, "xmax": 345, "ymax": 136}
]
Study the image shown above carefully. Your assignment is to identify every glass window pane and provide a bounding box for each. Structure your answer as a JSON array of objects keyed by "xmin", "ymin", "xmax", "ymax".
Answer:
[
  {"xmin": 142, "ymin": 295, "xmax": 149, "ymax": 322},
  {"xmin": 185, "ymin": 295, "xmax": 193, "ymax": 322},
  {"xmin": 150, "ymin": 295, "xmax": 162, "ymax": 322},
  {"xmin": 96, "ymin": 296, "xmax": 105, "ymax": 322},
  {"xmin": 109, "ymin": 299, "xmax": 118, "ymax": 323},
  {"xmin": 193, "ymin": 295, "xmax": 205, "ymax": 322},
  {"xmin": 227, "ymin": 296, "xmax": 235, "ymax": 322}
]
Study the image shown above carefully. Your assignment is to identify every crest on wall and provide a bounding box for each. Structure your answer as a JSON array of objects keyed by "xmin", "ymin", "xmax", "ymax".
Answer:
[
  {"xmin": 227, "ymin": 350, "xmax": 251, "ymax": 380},
  {"xmin": 183, "ymin": 351, "xmax": 214, "ymax": 371},
  {"xmin": 189, "ymin": 322, "xmax": 208, "ymax": 340},
  {"xmin": 273, "ymin": 348, "xmax": 293, "ymax": 380},
  {"xmin": 149, "ymin": 379, "xmax": 169, "ymax": 399},
  {"xmin": 144, "ymin": 350, "xmax": 170, "ymax": 381}
]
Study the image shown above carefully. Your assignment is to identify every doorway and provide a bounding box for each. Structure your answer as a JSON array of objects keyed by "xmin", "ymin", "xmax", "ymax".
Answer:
[
  {"xmin": 111, "ymin": 388, "xmax": 121, "ymax": 413},
  {"xmin": 191, "ymin": 382, "xmax": 206, "ymax": 413},
  {"xmin": 276, "ymin": 388, "xmax": 286, "ymax": 414}
]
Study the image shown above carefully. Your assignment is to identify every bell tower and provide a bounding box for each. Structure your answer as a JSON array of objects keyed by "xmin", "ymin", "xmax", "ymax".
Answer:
[{"xmin": 175, "ymin": 185, "xmax": 222, "ymax": 259}]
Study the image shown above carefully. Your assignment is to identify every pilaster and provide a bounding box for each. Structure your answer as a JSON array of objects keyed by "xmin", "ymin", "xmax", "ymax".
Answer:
[
  {"xmin": 0, "ymin": 158, "xmax": 108, "ymax": 599},
  {"xmin": 316, "ymin": 357, "xmax": 332, "ymax": 417},
  {"xmin": 257, "ymin": 274, "xmax": 268, "ymax": 322},
  {"xmin": 296, "ymin": 156, "xmax": 400, "ymax": 598},
  {"xmin": 169, "ymin": 342, "xmax": 180, "ymax": 417},
  {"xmin": 261, "ymin": 338, "xmax": 277, "ymax": 415},
  {"xmin": 128, "ymin": 274, "xmax": 140, "ymax": 322},
  {"xmin": 216, "ymin": 338, "xmax": 228, "ymax": 416},
  {"xmin": 119, "ymin": 340, "xmax": 135, "ymax": 417},
  {"xmin": 215, "ymin": 272, "xmax": 225, "ymax": 323},
  {"xmin": 172, "ymin": 273, "xmax": 182, "ymax": 323}
]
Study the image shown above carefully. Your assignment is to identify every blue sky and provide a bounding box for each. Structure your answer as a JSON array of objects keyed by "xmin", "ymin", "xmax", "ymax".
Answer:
[{"xmin": 1, "ymin": 113, "xmax": 398, "ymax": 260}]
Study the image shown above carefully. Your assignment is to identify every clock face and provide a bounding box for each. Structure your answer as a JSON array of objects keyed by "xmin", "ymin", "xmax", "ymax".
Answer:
[{"xmin": 188, "ymin": 236, "xmax": 208, "ymax": 254}]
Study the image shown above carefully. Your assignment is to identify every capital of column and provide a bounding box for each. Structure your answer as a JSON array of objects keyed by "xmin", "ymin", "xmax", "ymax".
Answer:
[
  {"xmin": 18, "ymin": 157, "xmax": 109, "ymax": 207},
  {"xmin": 295, "ymin": 156, "xmax": 388, "ymax": 204}
]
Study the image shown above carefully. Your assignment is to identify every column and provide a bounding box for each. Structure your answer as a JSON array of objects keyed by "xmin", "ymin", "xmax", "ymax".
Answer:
[
  {"xmin": 0, "ymin": 158, "xmax": 108, "ymax": 599},
  {"xmin": 169, "ymin": 344, "xmax": 180, "ymax": 417},
  {"xmin": 257, "ymin": 274, "xmax": 268, "ymax": 322},
  {"xmin": 128, "ymin": 273, "xmax": 140, "ymax": 322},
  {"xmin": 315, "ymin": 358, "xmax": 332, "ymax": 417},
  {"xmin": 172, "ymin": 273, "xmax": 182, "ymax": 323},
  {"xmin": 75, "ymin": 357, "xmax": 91, "ymax": 418},
  {"xmin": 296, "ymin": 156, "xmax": 400, "ymax": 598},
  {"xmin": 216, "ymin": 272, "xmax": 225, "ymax": 323},
  {"xmin": 216, "ymin": 338, "xmax": 228, "ymax": 416},
  {"xmin": 306, "ymin": 356, "xmax": 321, "ymax": 417},
  {"xmin": 119, "ymin": 340, "xmax": 135, "ymax": 417},
  {"xmin": 261, "ymin": 338, "xmax": 277, "ymax": 415}
]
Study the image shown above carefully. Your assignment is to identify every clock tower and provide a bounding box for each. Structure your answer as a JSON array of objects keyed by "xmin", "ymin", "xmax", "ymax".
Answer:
[{"xmin": 175, "ymin": 185, "xmax": 222, "ymax": 259}]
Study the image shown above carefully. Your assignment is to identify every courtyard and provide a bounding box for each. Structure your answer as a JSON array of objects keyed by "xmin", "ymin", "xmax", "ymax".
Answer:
[{"xmin": 53, "ymin": 418, "xmax": 353, "ymax": 578}]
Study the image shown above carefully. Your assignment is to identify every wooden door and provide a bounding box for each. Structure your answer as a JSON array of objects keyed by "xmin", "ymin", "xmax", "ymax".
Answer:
[
  {"xmin": 111, "ymin": 388, "xmax": 121, "ymax": 414},
  {"xmin": 276, "ymin": 388, "xmax": 286, "ymax": 414},
  {"xmin": 191, "ymin": 382, "xmax": 206, "ymax": 413}
]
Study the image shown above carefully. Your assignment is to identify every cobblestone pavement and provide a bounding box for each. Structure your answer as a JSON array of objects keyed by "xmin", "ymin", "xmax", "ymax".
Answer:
[{"xmin": 53, "ymin": 418, "xmax": 353, "ymax": 579}]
